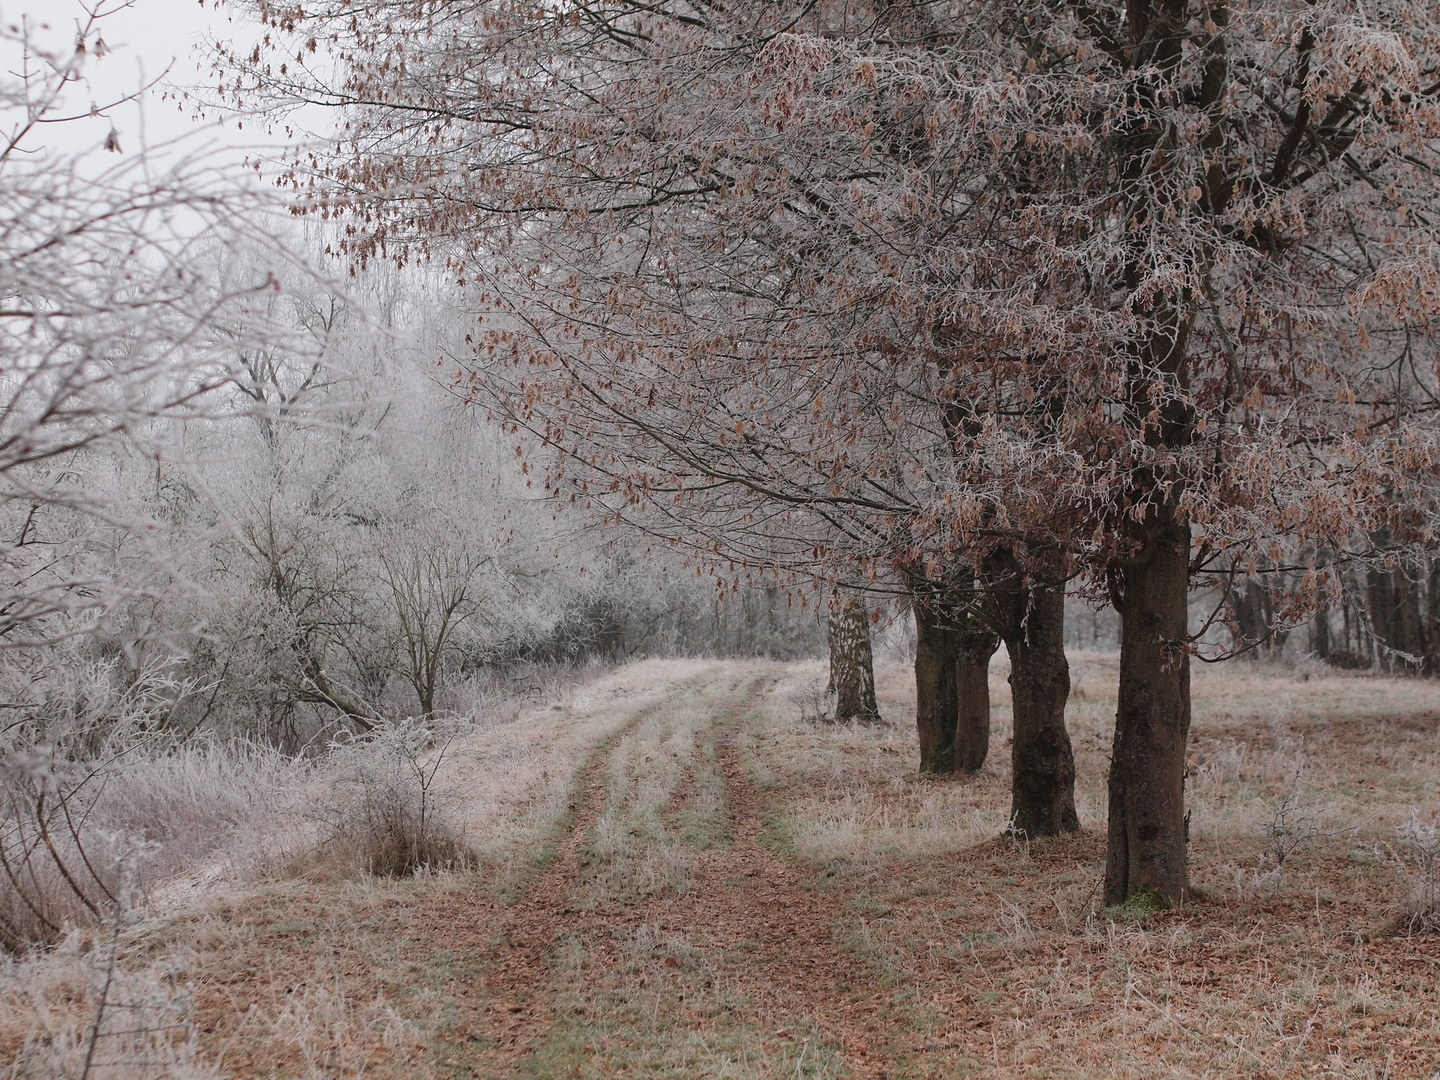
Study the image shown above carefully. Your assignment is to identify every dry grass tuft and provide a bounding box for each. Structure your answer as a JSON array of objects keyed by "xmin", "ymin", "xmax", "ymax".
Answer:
[
  {"xmin": 1387, "ymin": 810, "xmax": 1440, "ymax": 935},
  {"xmin": 0, "ymin": 930, "xmax": 217, "ymax": 1079},
  {"xmin": 1, "ymin": 742, "xmax": 310, "ymax": 951}
]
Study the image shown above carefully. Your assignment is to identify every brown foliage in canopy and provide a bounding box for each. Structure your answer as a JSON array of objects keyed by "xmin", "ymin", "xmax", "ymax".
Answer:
[
  {"xmin": 224, "ymin": 0, "xmax": 1440, "ymax": 604},
  {"xmin": 221, "ymin": 0, "xmax": 1440, "ymax": 906}
]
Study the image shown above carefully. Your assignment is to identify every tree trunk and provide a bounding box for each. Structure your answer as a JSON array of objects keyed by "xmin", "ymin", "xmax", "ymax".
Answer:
[
  {"xmin": 1426, "ymin": 559, "xmax": 1440, "ymax": 676},
  {"xmin": 828, "ymin": 596, "xmax": 880, "ymax": 722},
  {"xmin": 913, "ymin": 603, "xmax": 959, "ymax": 773},
  {"xmin": 1105, "ymin": 515, "xmax": 1191, "ymax": 908},
  {"xmin": 1367, "ymin": 564, "xmax": 1395, "ymax": 671},
  {"xmin": 1229, "ymin": 573, "xmax": 1287, "ymax": 657},
  {"xmin": 1311, "ymin": 601, "xmax": 1330, "ymax": 660},
  {"xmin": 983, "ymin": 551, "xmax": 1078, "ymax": 837},
  {"xmin": 1233, "ymin": 579, "xmax": 1266, "ymax": 652},
  {"xmin": 1365, "ymin": 558, "xmax": 1429, "ymax": 674},
  {"xmin": 1310, "ymin": 551, "xmax": 1331, "ymax": 662},
  {"xmin": 1395, "ymin": 563, "xmax": 1425, "ymax": 671},
  {"xmin": 954, "ymin": 628, "xmax": 998, "ymax": 772}
]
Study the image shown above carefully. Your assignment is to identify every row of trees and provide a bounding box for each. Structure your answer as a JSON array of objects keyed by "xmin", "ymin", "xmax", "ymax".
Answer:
[
  {"xmin": 226, "ymin": 0, "xmax": 1440, "ymax": 908},
  {"xmin": 1239, "ymin": 555, "xmax": 1440, "ymax": 673}
]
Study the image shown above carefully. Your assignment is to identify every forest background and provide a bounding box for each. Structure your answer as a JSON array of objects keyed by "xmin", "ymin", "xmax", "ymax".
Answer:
[{"xmin": 2, "ymin": 2, "xmax": 1440, "ymax": 1076}]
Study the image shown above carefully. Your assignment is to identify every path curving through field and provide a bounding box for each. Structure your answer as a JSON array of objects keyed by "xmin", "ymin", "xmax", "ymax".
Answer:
[
  {"xmin": 119, "ymin": 656, "xmax": 1440, "ymax": 1079},
  {"xmin": 445, "ymin": 664, "xmax": 898, "ymax": 1079},
  {"xmin": 176, "ymin": 661, "xmax": 936, "ymax": 1077}
]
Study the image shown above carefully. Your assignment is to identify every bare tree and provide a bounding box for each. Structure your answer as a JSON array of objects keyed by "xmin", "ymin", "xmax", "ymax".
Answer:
[
  {"xmin": 377, "ymin": 529, "xmax": 488, "ymax": 719},
  {"xmin": 0, "ymin": 4, "xmax": 300, "ymax": 644},
  {"xmin": 0, "ymin": 0, "xmax": 313, "ymax": 943}
]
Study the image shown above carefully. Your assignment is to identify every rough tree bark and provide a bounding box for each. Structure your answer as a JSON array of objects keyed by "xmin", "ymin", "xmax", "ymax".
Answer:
[
  {"xmin": 913, "ymin": 602, "xmax": 960, "ymax": 774},
  {"xmin": 983, "ymin": 551, "xmax": 1078, "ymax": 837},
  {"xmin": 954, "ymin": 624, "xmax": 999, "ymax": 772},
  {"xmin": 1105, "ymin": 512, "xmax": 1192, "ymax": 907},
  {"xmin": 913, "ymin": 585, "xmax": 997, "ymax": 774},
  {"xmin": 827, "ymin": 596, "xmax": 880, "ymax": 722}
]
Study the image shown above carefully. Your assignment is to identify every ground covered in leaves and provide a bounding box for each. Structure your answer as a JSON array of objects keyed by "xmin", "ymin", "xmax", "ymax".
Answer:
[{"xmin": 6, "ymin": 654, "xmax": 1440, "ymax": 1078}]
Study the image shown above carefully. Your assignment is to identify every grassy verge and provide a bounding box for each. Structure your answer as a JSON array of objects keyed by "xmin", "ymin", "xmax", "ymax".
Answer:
[
  {"xmin": 745, "ymin": 654, "xmax": 1440, "ymax": 1078},
  {"xmin": 7, "ymin": 655, "xmax": 1439, "ymax": 1079}
]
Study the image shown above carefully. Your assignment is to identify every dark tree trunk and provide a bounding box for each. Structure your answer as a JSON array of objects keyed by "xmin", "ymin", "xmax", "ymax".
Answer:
[
  {"xmin": 1105, "ymin": 515, "xmax": 1192, "ymax": 908},
  {"xmin": 1341, "ymin": 567, "xmax": 1369, "ymax": 662},
  {"xmin": 984, "ymin": 551, "xmax": 1079, "ymax": 837},
  {"xmin": 1344, "ymin": 591, "xmax": 1353, "ymax": 653},
  {"xmin": 1231, "ymin": 578, "xmax": 1267, "ymax": 652},
  {"xmin": 1367, "ymin": 563, "xmax": 1396, "ymax": 671},
  {"xmin": 1395, "ymin": 563, "xmax": 1426, "ymax": 670},
  {"xmin": 1311, "ymin": 601, "xmax": 1330, "ymax": 660},
  {"xmin": 828, "ymin": 596, "xmax": 880, "ymax": 722},
  {"xmin": 1229, "ymin": 573, "xmax": 1289, "ymax": 657},
  {"xmin": 1365, "ymin": 556, "xmax": 1429, "ymax": 674},
  {"xmin": 954, "ymin": 628, "xmax": 998, "ymax": 772},
  {"xmin": 1426, "ymin": 559, "xmax": 1440, "ymax": 676},
  {"xmin": 913, "ymin": 604, "xmax": 959, "ymax": 773}
]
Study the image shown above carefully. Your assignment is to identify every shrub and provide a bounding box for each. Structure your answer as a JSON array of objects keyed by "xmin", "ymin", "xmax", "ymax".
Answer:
[
  {"xmin": 307, "ymin": 721, "xmax": 472, "ymax": 877},
  {"xmin": 1324, "ymin": 649, "xmax": 1371, "ymax": 671},
  {"xmin": 1390, "ymin": 810, "xmax": 1440, "ymax": 935}
]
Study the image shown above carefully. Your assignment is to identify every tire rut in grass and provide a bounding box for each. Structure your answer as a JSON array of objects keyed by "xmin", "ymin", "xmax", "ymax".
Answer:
[
  {"xmin": 464, "ymin": 709, "xmax": 670, "ymax": 1065},
  {"xmin": 505, "ymin": 669, "xmax": 899, "ymax": 1079},
  {"xmin": 391, "ymin": 674, "xmax": 710, "ymax": 1078},
  {"xmin": 437, "ymin": 666, "xmax": 753, "ymax": 1077},
  {"xmin": 178, "ymin": 678, "xmax": 697, "ymax": 1080},
  {"xmin": 189, "ymin": 667, "xmax": 898, "ymax": 1079},
  {"xmin": 666, "ymin": 709, "xmax": 899, "ymax": 1078}
]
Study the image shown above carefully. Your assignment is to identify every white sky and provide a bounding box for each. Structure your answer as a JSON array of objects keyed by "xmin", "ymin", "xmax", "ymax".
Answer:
[{"xmin": 6, "ymin": 0, "xmax": 309, "ymax": 167}]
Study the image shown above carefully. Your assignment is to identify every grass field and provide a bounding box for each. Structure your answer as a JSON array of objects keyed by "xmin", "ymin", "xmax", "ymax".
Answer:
[{"xmin": 4, "ymin": 653, "xmax": 1439, "ymax": 1078}]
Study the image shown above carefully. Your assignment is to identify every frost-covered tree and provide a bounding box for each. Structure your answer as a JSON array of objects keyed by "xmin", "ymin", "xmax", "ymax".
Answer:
[
  {"xmin": 223, "ymin": 0, "xmax": 1440, "ymax": 903},
  {"xmin": 0, "ymin": 1, "xmax": 320, "ymax": 944},
  {"xmin": 0, "ymin": 3, "xmax": 299, "ymax": 644}
]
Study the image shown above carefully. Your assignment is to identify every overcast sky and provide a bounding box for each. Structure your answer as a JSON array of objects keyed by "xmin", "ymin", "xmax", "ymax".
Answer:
[{"xmin": 7, "ymin": 0, "xmax": 308, "ymax": 167}]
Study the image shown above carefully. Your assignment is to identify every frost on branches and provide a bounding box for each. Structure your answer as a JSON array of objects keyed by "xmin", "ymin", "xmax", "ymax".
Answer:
[
  {"xmin": 225, "ymin": 0, "xmax": 1440, "ymax": 906},
  {"xmin": 1, "ymin": 5, "xmax": 299, "ymax": 644}
]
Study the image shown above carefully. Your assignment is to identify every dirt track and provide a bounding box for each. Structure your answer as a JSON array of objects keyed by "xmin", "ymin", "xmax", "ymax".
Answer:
[
  {"xmin": 169, "ymin": 657, "xmax": 1440, "ymax": 1080},
  {"xmin": 453, "ymin": 667, "xmax": 898, "ymax": 1078}
]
